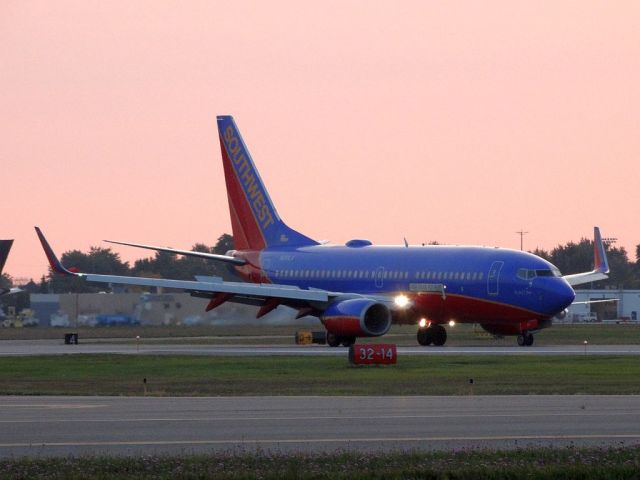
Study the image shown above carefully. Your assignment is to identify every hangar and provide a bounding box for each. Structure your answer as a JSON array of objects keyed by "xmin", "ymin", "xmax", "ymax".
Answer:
[{"xmin": 567, "ymin": 289, "xmax": 640, "ymax": 323}]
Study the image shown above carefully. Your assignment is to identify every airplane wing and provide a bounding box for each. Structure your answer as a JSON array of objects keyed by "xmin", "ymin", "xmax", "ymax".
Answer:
[
  {"xmin": 563, "ymin": 227, "xmax": 610, "ymax": 287},
  {"xmin": 103, "ymin": 240, "xmax": 246, "ymax": 266},
  {"xmin": 571, "ymin": 298, "xmax": 618, "ymax": 305},
  {"xmin": 0, "ymin": 287, "xmax": 22, "ymax": 297},
  {"xmin": 35, "ymin": 227, "xmax": 343, "ymax": 317}
]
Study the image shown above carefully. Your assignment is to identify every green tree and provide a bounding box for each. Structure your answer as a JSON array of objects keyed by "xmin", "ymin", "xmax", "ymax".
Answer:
[
  {"xmin": 547, "ymin": 239, "xmax": 639, "ymax": 289},
  {"xmin": 48, "ymin": 247, "xmax": 130, "ymax": 293},
  {"xmin": 0, "ymin": 273, "xmax": 12, "ymax": 291},
  {"xmin": 213, "ymin": 234, "xmax": 234, "ymax": 255},
  {"xmin": 130, "ymin": 235, "xmax": 240, "ymax": 282}
]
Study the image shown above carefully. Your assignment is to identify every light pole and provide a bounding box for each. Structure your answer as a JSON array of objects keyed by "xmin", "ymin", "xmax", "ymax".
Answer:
[{"xmin": 516, "ymin": 230, "xmax": 529, "ymax": 251}]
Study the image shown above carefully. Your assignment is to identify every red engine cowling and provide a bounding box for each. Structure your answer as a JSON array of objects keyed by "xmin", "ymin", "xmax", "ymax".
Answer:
[{"xmin": 321, "ymin": 298, "xmax": 392, "ymax": 337}]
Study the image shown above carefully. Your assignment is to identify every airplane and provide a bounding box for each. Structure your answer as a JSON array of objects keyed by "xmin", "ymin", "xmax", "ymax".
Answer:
[
  {"xmin": 0, "ymin": 240, "xmax": 21, "ymax": 296},
  {"xmin": 35, "ymin": 115, "xmax": 610, "ymax": 347}
]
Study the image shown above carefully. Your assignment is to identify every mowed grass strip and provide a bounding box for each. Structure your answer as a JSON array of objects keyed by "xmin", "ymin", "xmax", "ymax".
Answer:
[
  {"xmin": 0, "ymin": 354, "xmax": 639, "ymax": 396},
  {"xmin": 1, "ymin": 447, "xmax": 639, "ymax": 480}
]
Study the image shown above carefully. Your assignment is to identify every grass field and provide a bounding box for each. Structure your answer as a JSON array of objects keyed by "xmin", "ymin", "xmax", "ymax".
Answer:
[
  {"xmin": 1, "ymin": 354, "xmax": 639, "ymax": 396},
  {"xmin": 1, "ymin": 323, "xmax": 639, "ymax": 346},
  {"xmin": 1, "ymin": 447, "xmax": 639, "ymax": 479}
]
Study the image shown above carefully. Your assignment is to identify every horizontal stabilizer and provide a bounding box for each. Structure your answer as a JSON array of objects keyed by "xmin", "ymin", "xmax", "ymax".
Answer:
[{"xmin": 104, "ymin": 240, "xmax": 246, "ymax": 265}]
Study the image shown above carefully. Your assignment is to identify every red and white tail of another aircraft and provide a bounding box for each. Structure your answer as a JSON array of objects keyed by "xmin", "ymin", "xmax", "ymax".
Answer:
[{"xmin": 0, "ymin": 240, "xmax": 21, "ymax": 296}]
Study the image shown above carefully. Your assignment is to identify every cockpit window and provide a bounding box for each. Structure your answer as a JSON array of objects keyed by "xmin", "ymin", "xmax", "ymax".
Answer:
[
  {"xmin": 535, "ymin": 269, "xmax": 554, "ymax": 277},
  {"xmin": 517, "ymin": 268, "xmax": 536, "ymax": 280},
  {"xmin": 518, "ymin": 267, "xmax": 562, "ymax": 280}
]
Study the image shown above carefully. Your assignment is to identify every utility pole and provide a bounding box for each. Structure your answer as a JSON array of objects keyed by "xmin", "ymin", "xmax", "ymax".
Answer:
[{"xmin": 516, "ymin": 230, "xmax": 529, "ymax": 251}]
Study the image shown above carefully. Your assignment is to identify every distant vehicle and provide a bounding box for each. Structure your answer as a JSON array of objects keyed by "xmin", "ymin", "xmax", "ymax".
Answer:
[
  {"xmin": 95, "ymin": 314, "xmax": 139, "ymax": 327},
  {"xmin": 0, "ymin": 240, "xmax": 21, "ymax": 296},
  {"xmin": 36, "ymin": 116, "xmax": 609, "ymax": 347},
  {"xmin": 50, "ymin": 313, "xmax": 70, "ymax": 328}
]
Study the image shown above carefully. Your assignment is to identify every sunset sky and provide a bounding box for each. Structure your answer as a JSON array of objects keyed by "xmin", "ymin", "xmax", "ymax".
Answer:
[{"xmin": 2, "ymin": 1, "xmax": 639, "ymax": 281}]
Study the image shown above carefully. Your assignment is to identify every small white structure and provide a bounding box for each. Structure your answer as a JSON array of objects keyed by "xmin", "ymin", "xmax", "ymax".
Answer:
[{"xmin": 567, "ymin": 289, "xmax": 640, "ymax": 322}]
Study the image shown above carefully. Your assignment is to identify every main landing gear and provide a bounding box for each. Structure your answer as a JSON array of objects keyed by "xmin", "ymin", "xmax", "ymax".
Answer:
[
  {"xmin": 417, "ymin": 324, "xmax": 447, "ymax": 346},
  {"xmin": 517, "ymin": 331, "xmax": 534, "ymax": 347},
  {"xmin": 326, "ymin": 333, "xmax": 356, "ymax": 348}
]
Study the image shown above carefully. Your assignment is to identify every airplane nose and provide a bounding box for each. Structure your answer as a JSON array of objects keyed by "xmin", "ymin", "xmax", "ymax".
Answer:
[
  {"xmin": 539, "ymin": 278, "xmax": 575, "ymax": 316},
  {"xmin": 556, "ymin": 280, "xmax": 575, "ymax": 311}
]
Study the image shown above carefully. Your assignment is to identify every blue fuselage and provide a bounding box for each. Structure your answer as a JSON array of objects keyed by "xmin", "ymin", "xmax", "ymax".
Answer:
[{"xmin": 236, "ymin": 244, "xmax": 575, "ymax": 328}]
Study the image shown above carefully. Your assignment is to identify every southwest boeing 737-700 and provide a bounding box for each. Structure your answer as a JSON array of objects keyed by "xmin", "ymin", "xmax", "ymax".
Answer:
[{"xmin": 36, "ymin": 116, "xmax": 610, "ymax": 346}]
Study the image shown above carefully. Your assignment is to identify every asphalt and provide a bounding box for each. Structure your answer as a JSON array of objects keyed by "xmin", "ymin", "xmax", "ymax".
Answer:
[
  {"xmin": 1, "ymin": 340, "xmax": 640, "ymax": 356},
  {"xmin": 0, "ymin": 395, "xmax": 639, "ymax": 457}
]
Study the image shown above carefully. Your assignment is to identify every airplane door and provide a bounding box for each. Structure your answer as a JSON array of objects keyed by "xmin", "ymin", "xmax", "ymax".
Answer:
[
  {"xmin": 375, "ymin": 267, "xmax": 385, "ymax": 289},
  {"xmin": 487, "ymin": 261, "xmax": 504, "ymax": 296}
]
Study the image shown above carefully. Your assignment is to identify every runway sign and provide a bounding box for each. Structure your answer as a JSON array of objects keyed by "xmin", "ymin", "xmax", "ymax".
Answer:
[{"xmin": 349, "ymin": 344, "xmax": 397, "ymax": 365}]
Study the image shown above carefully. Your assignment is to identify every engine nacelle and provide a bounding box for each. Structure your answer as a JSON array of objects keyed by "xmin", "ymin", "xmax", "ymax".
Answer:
[{"xmin": 321, "ymin": 298, "xmax": 392, "ymax": 337}]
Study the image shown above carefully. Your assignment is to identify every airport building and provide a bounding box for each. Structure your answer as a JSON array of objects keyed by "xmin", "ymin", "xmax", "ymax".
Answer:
[
  {"xmin": 26, "ymin": 292, "xmax": 317, "ymax": 328},
  {"xmin": 566, "ymin": 289, "xmax": 640, "ymax": 323}
]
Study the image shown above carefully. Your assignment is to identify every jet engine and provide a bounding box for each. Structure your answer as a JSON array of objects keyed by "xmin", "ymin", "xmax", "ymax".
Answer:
[{"xmin": 321, "ymin": 298, "xmax": 392, "ymax": 337}]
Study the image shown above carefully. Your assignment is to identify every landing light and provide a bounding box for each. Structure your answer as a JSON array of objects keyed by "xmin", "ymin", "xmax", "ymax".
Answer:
[
  {"xmin": 419, "ymin": 318, "xmax": 427, "ymax": 328},
  {"xmin": 394, "ymin": 294, "xmax": 410, "ymax": 308},
  {"xmin": 448, "ymin": 320, "xmax": 456, "ymax": 327}
]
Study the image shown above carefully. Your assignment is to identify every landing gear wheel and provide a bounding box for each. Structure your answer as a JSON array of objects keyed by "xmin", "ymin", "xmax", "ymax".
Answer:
[
  {"xmin": 341, "ymin": 336, "xmax": 356, "ymax": 347},
  {"xmin": 417, "ymin": 328, "xmax": 433, "ymax": 346},
  {"xmin": 432, "ymin": 325, "xmax": 447, "ymax": 346},
  {"xmin": 517, "ymin": 332, "xmax": 534, "ymax": 347},
  {"xmin": 327, "ymin": 333, "xmax": 340, "ymax": 348}
]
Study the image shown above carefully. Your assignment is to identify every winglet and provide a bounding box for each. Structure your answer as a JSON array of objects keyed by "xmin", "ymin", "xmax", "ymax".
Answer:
[
  {"xmin": 563, "ymin": 226, "xmax": 610, "ymax": 287},
  {"xmin": 593, "ymin": 226, "xmax": 609, "ymax": 274},
  {"xmin": 34, "ymin": 227, "xmax": 80, "ymax": 276}
]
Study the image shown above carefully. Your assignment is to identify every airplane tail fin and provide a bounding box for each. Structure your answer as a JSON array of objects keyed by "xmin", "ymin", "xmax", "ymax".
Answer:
[
  {"xmin": 216, "ymin": 116, "xmax": 318, "ymax": 251},
  {"xmin": 0, "ymin": 240, "xmax": 14, "ymax": 274}
]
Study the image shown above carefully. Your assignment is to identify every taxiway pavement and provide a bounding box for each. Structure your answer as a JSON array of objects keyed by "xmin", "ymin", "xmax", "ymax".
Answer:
[
  {"xmin": 0, "ymin": 340, "xmax": 639, "ymax": 356},
  {"xmin": 0, "ymin": 395, "xmax": 639, "ymax": 457}
]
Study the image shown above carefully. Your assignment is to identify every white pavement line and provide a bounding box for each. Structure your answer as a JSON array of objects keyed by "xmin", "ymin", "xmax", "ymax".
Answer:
[
  {"xmin": 0, "ymin": 411, "xmax": 638, "ymax": 424},
  {"xmin": 2, "ymin": 434, "xmax": 640, "ymax": 448}
]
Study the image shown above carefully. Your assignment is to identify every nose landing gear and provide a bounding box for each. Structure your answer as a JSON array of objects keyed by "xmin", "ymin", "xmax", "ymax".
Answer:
[{"xmin": 517, "ymin": 331, "xmax": 534, "ymax": 346}]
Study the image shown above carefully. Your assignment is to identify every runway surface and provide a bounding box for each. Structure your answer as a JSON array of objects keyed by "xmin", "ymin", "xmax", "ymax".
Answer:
[
  {"xmin": 0, "ymin": 395, "xmax": 639, "ymax": 457},
  {"xmin": 1, "ymin": 340, "xmax": 640, "ymax": 356}
]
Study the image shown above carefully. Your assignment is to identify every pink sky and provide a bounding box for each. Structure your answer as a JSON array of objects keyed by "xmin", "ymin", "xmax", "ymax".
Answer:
[{"xmin": 2, "ymin": 1, "xmax": 639, "ymax": 281}]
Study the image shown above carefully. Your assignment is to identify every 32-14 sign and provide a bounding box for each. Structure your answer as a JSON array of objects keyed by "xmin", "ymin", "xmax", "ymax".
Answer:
[{"xmin": 349, "ymin": 344, "xmax": 397, "ymax": 365}]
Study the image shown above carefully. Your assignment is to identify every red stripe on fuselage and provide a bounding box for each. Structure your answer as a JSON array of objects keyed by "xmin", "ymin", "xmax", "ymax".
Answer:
[{"xmin": 400, "ymin": 292, "xmax": 547, "ymax": 325}]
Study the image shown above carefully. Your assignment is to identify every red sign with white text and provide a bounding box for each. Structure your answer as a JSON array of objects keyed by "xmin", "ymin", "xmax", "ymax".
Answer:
[{"xmin": 349, "ymin": 344, "xmax": 397, "ymax": 365}]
